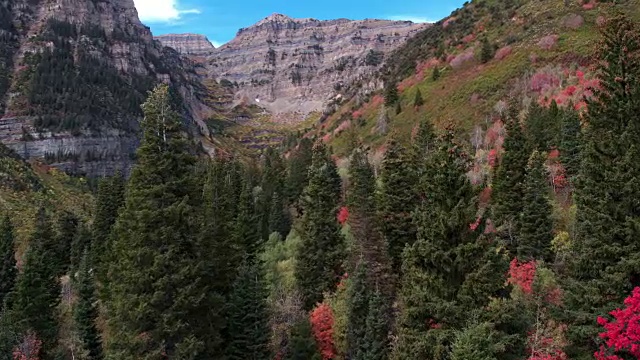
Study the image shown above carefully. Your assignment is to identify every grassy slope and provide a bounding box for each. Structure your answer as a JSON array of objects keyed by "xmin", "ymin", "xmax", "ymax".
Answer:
[{"xmin": 312, "ymin": 0, "xmax": 640, "ymax": 156}]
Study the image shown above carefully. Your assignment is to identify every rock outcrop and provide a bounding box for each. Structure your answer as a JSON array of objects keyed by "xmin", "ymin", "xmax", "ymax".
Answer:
[
  {"xmin": 205, "ymin": 14, "xmax": 427, "ymax": 117},
  {"xmin": 155, "ymin": 33, "xmax": 216, "ymax": 57},
  {"xmin": 0, "ymin": 0, "xmax": 212, "ymax": 176}
]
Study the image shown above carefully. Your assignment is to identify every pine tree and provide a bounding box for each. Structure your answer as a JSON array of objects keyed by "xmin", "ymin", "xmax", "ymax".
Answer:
[
  {"xmin": 558, "ymin": 108, "xmax": 582, "ymax": 179},
  {"xmin": 285, "ymin": 138, "xmax": 313, "ymax": 206},
  {"xmin": 53, "ymin": 210, "xmax": 78, "ymax": 275},
  {"xmin": 363, "ymin": 287, "xmax": 391, "ymax": 360},
  {"xmin": 377, "ymin": 138, "xmax": 418, "ymax": 272},
  {"xmin": 518, "ymin": 151, "xmax": 554, "ymax": 262},
  {"xmin": 395, "ymin": 130, "xmax": 506, "ymax": 359},
  {"xmin": 268, "ymin": 191, "xmax": 291, "ymax": 237},
  {"xmin": 565, "ymin": 15, "xmax": 640, "ymax": 358},
  {"xmin": 296, "ymin": 143, "xmax": 344, "ymax": 310},
  {"xmin": 11, "ymin": 210, "xmax": 60, "ymax": 359},
  {"xmin": 384, "ymin": 82, "xmax": 399, "ymax": 106},
  {"xmin": 0, "ymin": 216, "xmax": 16, "ymax": 310},
  {"xmin": 70, "ymin": 222, "xmax": 91, "ymax": 274},
  {"xmin": 414, "ymin": 88, "xmax": 424, "ymax": 107},
  {"xmin": 346, "ymin": 261, "xmax": 369, "ymax": 360},
  {"xmin": 286, "ymin": 318, "xmax": 321, "ymax": 360},
  {"xmin": 480, "ymin": 36, "xmax": 494, "ymax": 63},
  {"xmin": 74, "ymin": 252, "xmax": 103, "ymax": 360},
  {"xmin": 413, "ymin": 120, "xmax": 436, "ymax": 162},
  {"xmin": 234, "ymin": 178, "xmax": 262, "ymax": 257},
  {"xmin": 432, "ymin": 66, "xmax": 441, "ymax": 81},
  {"xmin": 91, "ymin": 173, "xmax": 124, "ymax": 272},
  {"xmin": 105, "ymin": 84, "xmax": 220, "ymax": 359},
  {"xmin": 525, "ymin": 101, "xmax": 560, "ymax": 151},
  {"xmin": 492, "ymin": 116, "xmax": 530, "ymax": 251},
  {"xmin": 259, "ymin": 148, "xmax": 286, "ymax": 240},
  {"xmin": 225, "ymin": 259, "xmax": 271, "ymax": 360}
]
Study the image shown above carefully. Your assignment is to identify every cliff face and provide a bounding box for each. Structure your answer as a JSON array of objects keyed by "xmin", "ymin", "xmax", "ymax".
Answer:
[
  {"xmin": 205, "ymin": 14, "xmax": 427, "ymax": 117},
  {"xmin": 155, "ymin": 33, "xmax": 216, "ymax": 57},
  {"xmin": 0, "ymin": 0, "xmax": 211, "ymax": 176}
]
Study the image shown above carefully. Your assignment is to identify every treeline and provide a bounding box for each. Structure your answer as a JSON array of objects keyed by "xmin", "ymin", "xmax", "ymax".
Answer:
[{"xmin": 1, "ymin": 14, "xmax": 640, "ymax": 360}]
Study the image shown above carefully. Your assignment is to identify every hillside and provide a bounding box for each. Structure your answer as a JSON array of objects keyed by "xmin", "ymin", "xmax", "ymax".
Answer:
[{"xmin": 312, "ymin": 0, "xmax": 640, "ymax": 155}]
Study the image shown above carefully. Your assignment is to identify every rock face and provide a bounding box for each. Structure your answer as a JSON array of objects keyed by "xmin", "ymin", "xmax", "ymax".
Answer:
[
  {"xmin": 155, "ymin": 33, "xmax": 216, "ymax": 57},
  {"xmin": 205, "ymin": 14, "xmax": 427, "ymax": 116},
  {"xmin": 0, "ymin": 0, "xmax": 211, "ymax": 176}
]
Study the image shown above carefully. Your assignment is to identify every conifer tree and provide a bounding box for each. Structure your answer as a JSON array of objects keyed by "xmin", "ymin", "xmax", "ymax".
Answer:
[
  {"xmin": 414, "ymin": 120, "xmax": 436, "ymax": 159},
  {"xmin": 565, "ymin": 15, "xmax": 640, "ymax": 358},
  {"xmin": 286, "ymin": 318, "xmax": 321, "ymax": 360},
  {"xmin": 74, "ymin": 252, "xmax": 103, "ymax": 360},
  {"xmin": 268, "ymin": 191, "xmax": 291, "ymax": 237},
  {"xmin": 296, "ymin": 143, "xmax": 344, "ymax": 310},
  {"xmin": 346, "ymin": 261, "xmax": 369, "ymax": 360},
  {"xmin": 492, "ymin": 116, "xmax": 530, "ymax": 250},
  {"xmin": 525, "ymin": 101, "xmax": 560, "ymax": 151},
  {"xmin": 285, "ymin": 138, "xmax": 313, "ymax": 206},
  {"xmin": 53, "ymin": 211, "xmax": 78, "ymax": 275},
  {"xmin": 395, "ymin": 130, "xmax": 506, "ymax": 359},
  {"xmin": 518, "ymin": 151, "xmax": 554, "ymax": 262},
  {"xmin": 0, "ymin": 216, "xmax": 16, "ymax": 310},
  {"xmin": 480, "ymin": 36, "xmax": 494, "ymax": 63},
  {"xmin": 363, "ymin": 287, "xmax": 391, "ymax": 360},
  {"xmin": 11, "ymin": 210, "xmax": 60, "ymax": 359},
  {"xmin": 377, "ymin": 138, "xmax": 418, "ymax": 272},
  {"xmin": 414, "ymin": 88, "xmax": 424, "ymax": 107},
  {"xmin": 225, "ymin": 259, "xmax": 271, "ymax": 360},
  {"xmin": 105, "ymin": 84, "xmax": 220, "ymax": 359},
  {"xmin": 395, "ymin": 101, "xmax": 402, "ymax": 115},
  {"xmin": 69, "ymin": 222, "xmax": 91, "ymax": 274},
  {"xmin": 558, "ymin": 108, "xmax": 582, "ymax": 179},
  {"xmin": 91, "ymin": 173, "xmax": 124, "ymax": 271},
  {"xmin": 234, "ymin": 178, "xmax": 262, "ymax": 257},
  {"xmin": 432, "ymin": 66, "xmax": 441, "ymax": 81},
  {"xmin": 384, "ymin": 82, "xmax": 399, "ymax": 106}
]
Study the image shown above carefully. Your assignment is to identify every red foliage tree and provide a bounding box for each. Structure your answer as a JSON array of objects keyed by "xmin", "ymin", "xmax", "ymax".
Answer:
[
  {"xmin": 12, "ymin": 332, "xmax": 42, "ymax": 360},
  {"xmin": 337, "ymin": 206, "xmax": 349, "ymax": 225},
  {"xmin": 507, "ymin": 258, "xmax": 537, "ymax": 295},
  {"xmin": 310, "ymin": 303, "xmax": 337, "ymax": 360},
  {"xmin": 595, "ymin": 287, "xmax": 640, "ymax": 360}
]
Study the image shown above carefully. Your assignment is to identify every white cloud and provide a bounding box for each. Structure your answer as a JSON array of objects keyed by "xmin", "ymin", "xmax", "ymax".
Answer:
[
  {"xmin": 386, "ymin": 15, "xmax": 435, "ymax": 24},
  {"xmin": 133, "ymin": 0, "xmax": 201, "ymax": 23}
]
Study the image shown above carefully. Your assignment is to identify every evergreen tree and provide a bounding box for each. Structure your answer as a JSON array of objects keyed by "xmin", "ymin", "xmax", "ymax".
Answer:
[
  {"xmin": 395, "ymin": 130, "xmax": 506, "ymax": 359},
  {"xmin": 432, "ymin": 66, "xmax": 441, "ymax": 81},
  {"xmin": 296, "ymin": 143, "xmax": 344, "ymax": 310},
  {"xmin": 70, "ymin": 222, "xmax": 92, "ymax": 274},
  {"xmin": 518, "ymin": 151, "xmax": 554, "ymax": 262},
  {"xmin": 492, "ymin": 116, "xmax": 530, "ymax": 251},
  {"xmin": 413, "ymin": 120, "xmax": 436, "ymax": 162},
  {"xmin": 525, "ymin": 101, "xmax": 560, "ymax": 151},
  {"xmin": 0, "ymin": 216, "xmax": 16, "ymax": 310},
  {"xmin": 565, "ymin": 15, "xmax": 640, "ymax": 358},
  {"xmin": 286, "ymin": 318, "xmax": 321, "ymax": 360},
  {"xmin": 377, "ymin": 138, "xmax": 418, "ymax": 272},
  {"xmin": 74, "ymin": 252, "xmax": 103, "ymax": 360},
  {"xmin": 225, "ymin": 259, "xmax": 271, "ymax": 360},
  {"xmin": 11, "ymin": 210, "xmax": 60, "ymax": 359},
  {"xmin": 285, "ymin": 138, "xmax": 313, "ymax": 206},
  {"xmin": 234, "ymin": 178, "xmax": 262, "ymax": 257},
  {"xmin": 414, "ymin": 88, "xmax": 424, "ymax": 107},
  {"xmin": 558, "ymin": 108, "xmax": 582, "ymax": 179},
  {"xmin": 53, "ymin": 210, "xmax": 78, "ymax": 275},
  {"xmin": 363, "ymin": 287, "xmax": 391, "ymax": 360},
  {"xmin": 105, "ymin": 85, "xmax": 220, "ymax": 359},
  {"xmin": 91, "ymin": 173, "xmax": 125, "ymax": 271},
  {"xmin": 450, "ymin": 322, "xmax": 502, "ymax": 360},
  {"xmin": 346, "ymin": 261, "xmax": 369, "ymax": 360},
  {"xmin": 395, "ymin": 101, "xmax": 402, "ymax": 115},
  {"xmin": 480, "ymin": 37, "xmax": 494, "ymax": 63},
  {"xmin": 268, "ymin": 191, "xmax": 291, "ymax": 237},
  {"xmin": 259, "ymin": 148, "xmax": 286, "ymax": 240},
  {"xmin": 384, "ymin": 82, "xmax": 399, "ymax": 106}
]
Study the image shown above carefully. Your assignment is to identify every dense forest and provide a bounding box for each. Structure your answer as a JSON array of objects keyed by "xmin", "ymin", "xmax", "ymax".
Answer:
[{"xmin": 2, "ymin": 13, "xmax": 640, "ymax": 360}]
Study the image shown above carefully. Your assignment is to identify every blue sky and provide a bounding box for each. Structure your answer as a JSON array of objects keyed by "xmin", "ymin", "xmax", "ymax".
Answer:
[{"xmin": 132, "ymin": 0, "xmax": 465, "ymax": 47}]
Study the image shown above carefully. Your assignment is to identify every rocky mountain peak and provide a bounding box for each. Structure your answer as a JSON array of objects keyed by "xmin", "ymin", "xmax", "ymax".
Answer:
[
  {"xmin": 257, "ymin": 13, "xmax": 296, "ymax": 25},
  {"xmin": 155, "ymin": 33, "xmax": 216, "ymax": 56}
]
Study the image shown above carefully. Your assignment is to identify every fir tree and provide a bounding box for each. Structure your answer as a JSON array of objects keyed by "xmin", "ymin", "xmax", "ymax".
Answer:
[
  {"xmin": 565, "ymin": 15, "xmax": 640, "ymax": 358},
  {"xmin": 105, "ymin": 84, "xmax": 220, "ymax": 359},
  {"xmin": 395, "ymin": 130, "xmax": 506, "ymax": 359},
  {"xmin": 53, "ymin": 211, "xmax": 78, "ymax": 275},
  {"xmin": 285, "ymin": 138, "xmax": 313, "ymax": 206},
  {"xmin": 91, "ymin": 173, "xmax": 125, "ymax": 271},
  {"xmin": 225, "ymin": 259, "xmax": 271, "ymax": 360},
  {"xmin": 74, "ymin": 252, "xmax": 103, "ymax": 360},
  {"xmin": 414, "ymin": 88, "xmax": 424, "ymax": 107},
  {"xmin": 0, "ymin": 216, "xmax": 16, "ymax": 310},
  {"xmin": 525, "ymin": 101, "xmax": 560, "ymax": 151},
  {"xmin": 286, "ymin": 318, "xmax": 321, "ymax": 360},
  {"xmin": 480, "ymin": 36, "xmax": 494, "ymax": 63},
  {"xmin": 377, "ymin": 138, "xmax": 418, "ymax": 272},
  {"xmin": 346, "ymin": 261, "xmax": 369, "ymax": 360},
  {"xmin": 413, "ymin": 120, "xmax": 436, "ymax": 162},
  {"xmin": 363, "ymin": 287, "xmax": 391, "ymax": 360},
  {"xmin": 296, "ymin": 143, "xmax": 344, "ymax": 310},
  {"xmin": 268, "ymin": 191, "xmax": 291, "ymax": 237},
  {"xmin": 518, "ymin": 151, "xmax": 554, "ymax": 262},
  {"xmin": 492, "ymin": 116, "xmax": 530, "ymax": 251},
  {"xmin": 11, "ymin": 210, "xmax": 60, "ymax": 359},
  {"xmin": 234, "ymin": 178, "xmax": 262, "ymax": 257},
  {"xmin": 558, "ymin": 108, "xmax": 582, "ymax": 179},
  {"xmin": 69, "ymin": 222, "xmax": 91, "ymax": 274},
  {"xmin": 432, "ymin": 66, "xmax": 441, "ymax": 81},
  {"xmin": 384, "ymin": 82, "xmax": 399, "ymax": 106}
]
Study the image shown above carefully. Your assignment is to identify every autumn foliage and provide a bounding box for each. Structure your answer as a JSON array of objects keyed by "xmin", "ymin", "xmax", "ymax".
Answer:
[
  {"xmin": 507, "ymin": 258, "xmax": 537, "ymax": 295},
  {"xmin": 595, "ymin": 287, "xmax": 640, "ymax": 360},
  {"xmin": 337, "ymin": 206, "xmax": 349, "ymax": 225},
  {"xmin": 310, "ymin": 303, "xmax": 337, "ymax": 360},
  {"xmin": 12, "ymin": 332, "xmax": 42, "ymax": 360}
]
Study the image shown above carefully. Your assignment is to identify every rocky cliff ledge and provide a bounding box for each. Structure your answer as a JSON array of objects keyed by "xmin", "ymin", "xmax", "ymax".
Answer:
[{"xmin": 155, "ymin": 33, "xmax": 216, "ymax": 57}]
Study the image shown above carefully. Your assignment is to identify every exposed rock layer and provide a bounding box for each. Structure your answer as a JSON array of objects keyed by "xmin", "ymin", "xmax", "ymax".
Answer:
[{"xmin": 155, "ymin": 33, "xmax": 216, "ymax": 57}]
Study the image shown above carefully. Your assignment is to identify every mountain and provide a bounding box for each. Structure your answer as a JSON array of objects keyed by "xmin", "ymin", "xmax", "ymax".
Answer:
[
  {"xmin": 203, "ymin": 14, "xmax": 427, "ymax": 117},
  {"xmin": 155, "ymin": 33, "xmax": 216, "ymax": 57},
  {"xmin": 0, "ymin": 0, "xmax": 213, "ymax": 176}
]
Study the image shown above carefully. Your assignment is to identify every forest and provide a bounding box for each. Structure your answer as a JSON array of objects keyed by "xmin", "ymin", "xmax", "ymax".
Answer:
[{"xmin": 1, "ymin": 12, "xmax": 640, "ymax": 360}]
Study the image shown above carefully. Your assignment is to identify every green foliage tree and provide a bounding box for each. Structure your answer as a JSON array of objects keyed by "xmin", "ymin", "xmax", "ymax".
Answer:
[
  {"xmin": 384, "ymin": 82, "xmax": 399, "ymax": 106},
  {"xmin": 0, "ymin": 216, "xmax": 16, "ymax": 310},
  {"xmin": 565, "ymin": 14, "xmax": 640, "ymax": 358},
  {"xmin": 414, "ymin": 88, "xmax": 424, "ymax": 107},
  {"xmin": 518, "ymin": 151, "xmax": 554, "ymax": 262},
  {"xmin": 377, "ymin": 138, "xmax": 418, "ymax": 272},
  {"xmin": 346, "ymin": 261, "xmax": 369, "ymax": 359},
  {"xmin": 74, "ymin": 252, "xmax": 103, "ymax": 360},
  {"xmin": 105, "ymin": 84, "xmax": 220, "ymax": 359},
  {"xmin": 395, "ymin": 130, "xmax": 506, "ymax": 359},
  {"xmin": 363, "ymin": 287, "xmax": 391, "ymax": 360},
  {"xmin": 11, "ymin": 210, "xmax": 60, "ymax": 359},
  {"xmin": 296, "ymin": 143, "xmax": 344, "ymax": 310},
  {"xmin": 558, "ymin": 108, "xmax": 582, "ymax": 179},
  {"xmin": 480, "ymin": 37, "xmax": 494, "ymax": 64},
  {"xmin": 432, "ymin": 66, "xmax": 441, "ymax": 81},
  {"xmin": 395, "ymin": 101, "xmax": 402, "ymax": 115},
  {"xmin": 234, "ymin": 178, "xmax": 262, "ymax": 257},
  {"xmin": 286, "ymin": 318, "xmax": 321, "ymax": 360},
  {"xmin": 525, "ymin": 101, "xmax": 560, "ymax": 151},
  {"xmin": 285, "ymin": 138, "xmax": 313, "ymax": 206},
  {"xmin": 91, "ymin": 173, "xmax": 125, "ymax": 272},
  {"xmin": 450, "ymin": 322, "xmax": 502, "ymax": 360},
  {"xmin": 268, "ymin": 191, "xmax": 291, "ymax": 237},
  {"xmin": 53, "ymin": 210, "xmax": 78, "ymax": 275},
  {"xmin": 70, "ymin": 222, "xmax": 91, "ymax": 274},
  {"xmin": 225, "ymin": 259, "xmax": 271, "ymax": 360}
]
